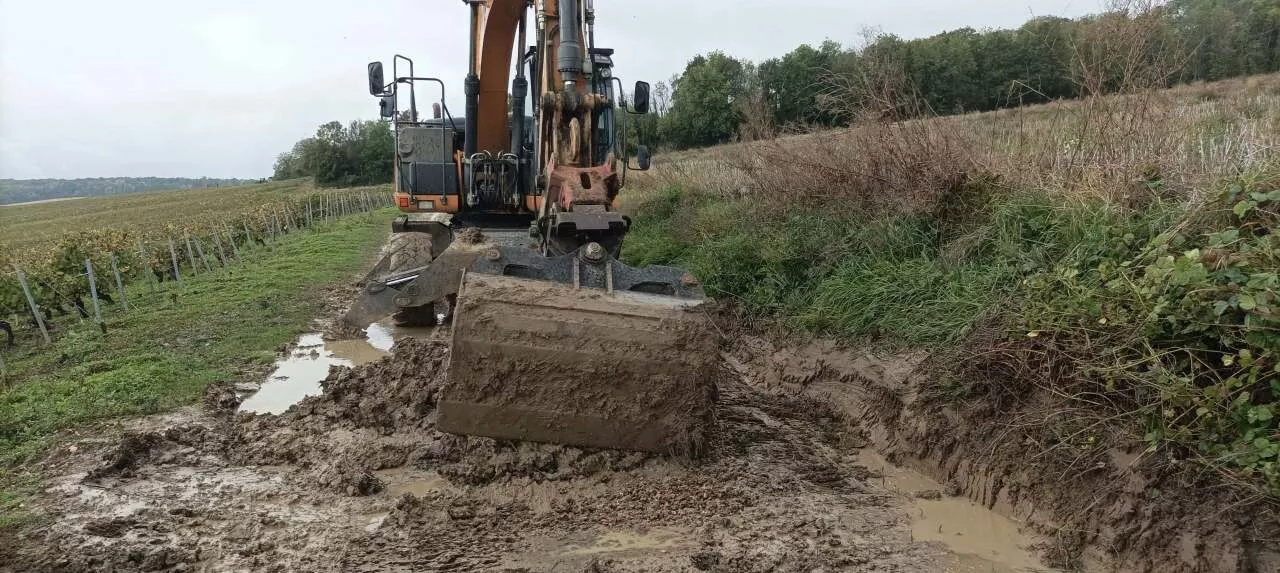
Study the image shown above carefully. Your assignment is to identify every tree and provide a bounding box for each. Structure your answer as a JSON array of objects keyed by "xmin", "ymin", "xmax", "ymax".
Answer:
[
  {"xmin": 662, "ymin": 52, "xmax": 753, "ymax": 148},
  {"xmin": 759, "ymin": 41, "xmax": 843, "ymax": 126},
  {"xmin": 272, "ymin": 120, "xmax": 393, "ymax": 187}
]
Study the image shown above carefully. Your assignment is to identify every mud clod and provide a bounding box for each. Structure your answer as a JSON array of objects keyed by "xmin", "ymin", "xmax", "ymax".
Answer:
[
  {"xmin": 83, "ymin": 517, "xmax": 137, "ymax": 538},
  {"xmin": 202, "ymin": 380, "xmax": 242, "ymax": 413},
  {"xmin": 85, "ymin": 432, "xmax": 164, "ymax": 480},
  {"xmin": 314, "ymin": 461, "xmax": 385, "ymax": 496}
]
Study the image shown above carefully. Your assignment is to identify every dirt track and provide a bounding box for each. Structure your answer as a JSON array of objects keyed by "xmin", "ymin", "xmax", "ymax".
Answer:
[{"xmin": 0, "ymin": 328, "xmax": 1010, "ymax": 572}]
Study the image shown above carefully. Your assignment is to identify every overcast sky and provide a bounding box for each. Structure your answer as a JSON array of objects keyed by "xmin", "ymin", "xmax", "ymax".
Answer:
[{"xmin": 0, "ymin": 0, "xmax": 1098, "ymax": 180}]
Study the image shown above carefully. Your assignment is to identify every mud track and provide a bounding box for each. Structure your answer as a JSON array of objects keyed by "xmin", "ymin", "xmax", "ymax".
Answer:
[{"xmin": 2, "ymin": 334, "xmax": 966, "ymax": 572}]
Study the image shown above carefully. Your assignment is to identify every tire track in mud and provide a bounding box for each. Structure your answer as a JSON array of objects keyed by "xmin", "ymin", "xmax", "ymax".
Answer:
[{"xmin": 1, "ymin": 335, "xmax": 957, "ymax": 572}]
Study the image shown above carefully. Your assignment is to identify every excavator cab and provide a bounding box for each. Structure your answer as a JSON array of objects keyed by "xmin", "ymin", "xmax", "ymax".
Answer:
[{"xmin": 349, "ymin": 0, "xmax": 713, "ymax": 454}]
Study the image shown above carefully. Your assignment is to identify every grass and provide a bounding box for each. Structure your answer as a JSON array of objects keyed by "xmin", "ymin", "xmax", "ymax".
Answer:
[{"xmin": 0, "ymin": 210, "xmax": 391, "ymax": 523}]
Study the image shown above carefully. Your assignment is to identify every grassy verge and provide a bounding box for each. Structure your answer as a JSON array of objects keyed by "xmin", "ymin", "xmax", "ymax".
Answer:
[
  {"xmin": 0, "ymin": 211, "xmax": 392, "ymax": 523},
  {"xmin": 624, "ymin": 165, "xmax": 1280, "ymax": 496}
]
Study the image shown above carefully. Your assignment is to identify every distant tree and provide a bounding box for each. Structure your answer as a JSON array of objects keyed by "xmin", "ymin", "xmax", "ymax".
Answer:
[
  {"xmin": 1169, "ymin": 0, "xmax": 1280, "ymax": 81},
  {"xmin": 272, "ymin": 120, "xmax": 393, "ymax": 187},
  {"xmin": 759, "ymin": 41, "xmax": 843, "ymax": 126},
  {"xmin": 662, "ymin": 52, "xmax": 753, "ymax": 148}
]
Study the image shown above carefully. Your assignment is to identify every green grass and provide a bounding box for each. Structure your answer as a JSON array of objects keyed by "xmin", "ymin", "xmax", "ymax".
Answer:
[
  {"xmin": 624, "ymin": 166, "xmax": 1280, "ymax": 496},
  {"xmin": 624, "ymin": 187, "xmax": 1011, "ymax": 346},
  {"xmin": 0, "ymin": 211, "xmax": 391, "ymax": 520}
]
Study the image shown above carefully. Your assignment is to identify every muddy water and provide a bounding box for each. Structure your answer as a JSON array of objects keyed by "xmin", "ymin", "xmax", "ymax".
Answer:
[
  {"xmin": 239, "ymin": 322, "xmax": 434, "ymax": 414},
  {"xmin": 856, "ymin": 449, "xmax": 1053, "ymax": 573}
]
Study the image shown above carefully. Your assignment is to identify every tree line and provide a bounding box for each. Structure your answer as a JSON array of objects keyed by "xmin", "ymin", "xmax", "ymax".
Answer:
[
  {"xmin": 272, "ymin": 120, "xmax": 394, "ymax": 187},
  {"xmin": 273, "ymin": 0, "xmax": 1278, "ymax": 183},
  {"xmin": 633, "ymin": 0, "xmax": 1280, "ymax": 150}
]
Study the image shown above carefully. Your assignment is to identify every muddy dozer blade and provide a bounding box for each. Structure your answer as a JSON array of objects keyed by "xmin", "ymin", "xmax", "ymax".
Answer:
[{"xmin": 438, "ymin": 272, "xmax": 718, "ymax": 453}]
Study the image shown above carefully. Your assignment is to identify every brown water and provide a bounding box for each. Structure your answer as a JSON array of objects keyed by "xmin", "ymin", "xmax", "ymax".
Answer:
[
  {"xmin": 856, "ymin": 450, "xmax": 1055, "ymax": 573},
  {"xmin": 238, "ymin": 321, "xmax": 433, "ymax": 414}
]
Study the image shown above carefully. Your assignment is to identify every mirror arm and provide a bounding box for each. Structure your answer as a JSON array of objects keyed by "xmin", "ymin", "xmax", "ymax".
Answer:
[{"xmin": 394, "ymin": 55, "xmax": 416, "ymax": 122}]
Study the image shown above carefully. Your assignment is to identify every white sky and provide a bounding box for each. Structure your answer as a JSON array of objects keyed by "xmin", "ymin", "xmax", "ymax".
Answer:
[{"xmin": 0, "ymin": 0, "xmax": 1098, "ymax": 179}]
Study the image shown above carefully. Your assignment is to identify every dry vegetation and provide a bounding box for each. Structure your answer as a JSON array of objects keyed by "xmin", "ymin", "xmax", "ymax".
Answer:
[{"xmin": 634, "ymin": 73, "xmax": 1280, "ymax": 212}]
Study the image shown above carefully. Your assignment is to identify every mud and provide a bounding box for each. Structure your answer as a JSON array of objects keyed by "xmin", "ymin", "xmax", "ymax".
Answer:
[
  {"xmin": 725, "ymin": 334, "xmax": 1280, "ymax": 573},
  {"xmin": 0, "ymin": 330, "xmax": 983, "ymax": 573}
]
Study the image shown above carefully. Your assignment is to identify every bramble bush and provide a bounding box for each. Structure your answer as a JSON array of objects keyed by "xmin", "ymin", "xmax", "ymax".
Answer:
[{"xmin": 1014, "ymin": 169, "xmax": 1280, "ymax": 492}]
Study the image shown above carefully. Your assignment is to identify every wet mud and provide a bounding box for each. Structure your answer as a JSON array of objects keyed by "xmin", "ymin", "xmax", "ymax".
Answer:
[
  {"xmin": 724, "ymin": 334, "xmax": 1280, "ymax": 573},
  {"xmin": 0, "ymin": 331, "xmax": 1015, "ymax": 573}
]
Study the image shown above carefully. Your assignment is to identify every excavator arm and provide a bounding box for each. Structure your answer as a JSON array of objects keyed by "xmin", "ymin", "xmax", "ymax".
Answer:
[{"xmin": 357, "ymin": 1, "xmax": 711, "ymax": 455}]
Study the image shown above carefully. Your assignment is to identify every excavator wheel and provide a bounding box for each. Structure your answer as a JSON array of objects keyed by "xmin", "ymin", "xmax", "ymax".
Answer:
[{"xmin": 437, "ymin": 271, "xmax": 719, "ymax": 454}]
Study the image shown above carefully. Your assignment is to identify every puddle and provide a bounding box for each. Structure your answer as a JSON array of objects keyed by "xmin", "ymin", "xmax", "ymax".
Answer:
[
  {"xmin": 856, "ymin": 449, "xmax": 1054, "ymax": 573},
  {"xmin": 239, "ymin": 322, "xmax": 437, "ymax": 415},
  {"xmin": 364, "ymin": 322, "xmax": 397, "ymax": 352},
  {"xmin": 238, "ymin": 334, "xmax": 354, "ymax": 414}
]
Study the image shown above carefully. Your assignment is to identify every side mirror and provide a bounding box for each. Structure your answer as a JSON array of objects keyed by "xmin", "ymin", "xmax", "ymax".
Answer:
[
  {"xmin": 368, "ymin": 62, "xmax": 386, "ymax": 96},
  {"xmin": 379, "ymin": 96, "xmax": 396, "ymax": 118},
  {"xmin": 631, "ymin": 81, "xmax": 650, "ymax": 114},
  {"xmin": 636, "ymin": 145, "xmax": 651, "ymax": 171}
]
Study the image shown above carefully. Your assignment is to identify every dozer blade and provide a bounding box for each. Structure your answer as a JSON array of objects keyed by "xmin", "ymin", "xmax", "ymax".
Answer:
[{"xmin": 438, "ymin": 272, "xmax": 718, "ymax": 453}]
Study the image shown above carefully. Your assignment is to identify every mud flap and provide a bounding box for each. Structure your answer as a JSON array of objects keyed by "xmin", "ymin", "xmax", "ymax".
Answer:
[{"xmin": 439, "ymin": 272, "xmax": 719, "ymax": 453}]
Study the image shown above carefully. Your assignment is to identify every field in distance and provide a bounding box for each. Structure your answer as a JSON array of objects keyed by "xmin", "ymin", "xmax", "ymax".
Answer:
[{"xmin": 0, "ymin": 179, "xmax": 382, "ymax": 250}]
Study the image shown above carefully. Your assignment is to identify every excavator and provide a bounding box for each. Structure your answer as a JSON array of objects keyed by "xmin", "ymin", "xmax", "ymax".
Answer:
[{"xmin": 347, "ymin": 0, "xmax": 716, "ymax": 453}]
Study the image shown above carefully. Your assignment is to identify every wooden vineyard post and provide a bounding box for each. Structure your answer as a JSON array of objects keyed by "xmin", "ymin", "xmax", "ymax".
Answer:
[
  {"xmin": 194, "ymin": 239, "xmax": 213, "ymax": 273},
  {"xmin": 184, "ymin": 234, "xmax": 199, "ymax": 277},
  {"xmin": 14, "ymin": 265, "xmax": 50, "ymax": 345},
  {"xmin": 307, "ymin": 201, "xmax": 314, "ymax": 228},
  {"xmin": 109, "ymin": 252, "xmax": 128, "ymax": 311},
  {"xmin": 243, "ymin": 222, "xmax": 255, "ymax": 253},
  {"xmin": 226, "ymin": 227, "xmax": 241, "ymax": 260},
  {"xmin": 213, "ymin": 234, "xmax": 229, "ymax": 267},
  {"xmin": 137, "ymin": 240, "xmax": 158, "ymax": 294},
  {"xmin": 84, "ymin": 259, "xmax": 104, "ymax": 332},
  {"xmin": 168, "ymin": 237, "xmax": 184, "ymax": 286}
]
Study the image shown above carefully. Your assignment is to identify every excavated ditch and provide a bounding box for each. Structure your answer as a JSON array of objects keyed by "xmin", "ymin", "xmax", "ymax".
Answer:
[{"xmin": 1, "ymin": 333, "xmax": 983, "ymax": 572}]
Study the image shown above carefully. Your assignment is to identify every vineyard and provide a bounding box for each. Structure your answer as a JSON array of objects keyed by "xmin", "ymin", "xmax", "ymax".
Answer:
[{"xmin": 0, "ymin": 180, "xmax": 393, "ymax": 356}]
